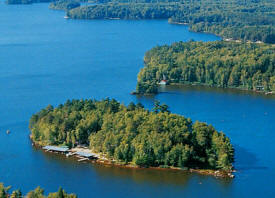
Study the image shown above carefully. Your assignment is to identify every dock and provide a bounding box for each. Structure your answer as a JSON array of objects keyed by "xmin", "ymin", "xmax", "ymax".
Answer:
[
  {"xmin": 43, "ymin": 146, "xmax": 69, "ymax": 153},
  {"xmin": 75, "ymin": 151, "xmax": 99, "ymax": 160},
  {"xmin": 42, "ymin": 145, "xmax": 100, "ymax": 162}
]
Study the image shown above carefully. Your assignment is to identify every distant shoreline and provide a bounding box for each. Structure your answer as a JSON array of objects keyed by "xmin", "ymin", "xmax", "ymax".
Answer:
[
  {"xmin": 133, "ymin": 82, "xmax": 274, "ymax": 96},
  {"xmin": 168, "ymin": 20, "xmax": 188, "ymax": 25},
  {"xmin": 167, "ymin": 83, "xmax": 274, "ymax": 95}
]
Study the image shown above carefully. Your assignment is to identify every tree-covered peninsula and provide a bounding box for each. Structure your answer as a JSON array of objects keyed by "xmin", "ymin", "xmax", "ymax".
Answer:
[
  {"xmin": 0, "ymin": 183, "xmax": 76, "ymax": 198},
  {"xmin": 30, "ymin": 98, "xmax": 234, "ymax": 171},
  {"xmin": 136, "ymin": 41, "xmax": 275, "ymax": 94},
  {"xmin": 67, "ymin": 0, "xmax": 275, "ymax": 43}
]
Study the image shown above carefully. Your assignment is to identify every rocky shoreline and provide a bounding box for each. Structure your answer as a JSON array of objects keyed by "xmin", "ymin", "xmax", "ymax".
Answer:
[{"xmin": 30, "ymin": 136, "xmax": 235, "ymax": 179}]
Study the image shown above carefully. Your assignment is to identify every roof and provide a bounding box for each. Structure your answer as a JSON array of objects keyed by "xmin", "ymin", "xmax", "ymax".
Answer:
[
  {"xmin": 75, "ymin": 151, "xmax": 93, "ymax": 158},
  {"xmin": 43, "ymin": 145, "xmax": 69, "ymax": 152}
]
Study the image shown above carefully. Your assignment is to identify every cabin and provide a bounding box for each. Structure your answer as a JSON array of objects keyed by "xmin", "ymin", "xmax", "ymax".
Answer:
[
  {"xmin": 224, "ymin": 38, "xmax": 233, "ymax": 41},
  {"xmin": 43, "ymin": 146, "xmax": 69, "ymax": 154},
  {"xmin": 159, "ymin": 74, "xmax": 168, "ymax": 85},
  {"xmin": 256, "ymin": 86, "xmax": 264, "ymax": 91}
]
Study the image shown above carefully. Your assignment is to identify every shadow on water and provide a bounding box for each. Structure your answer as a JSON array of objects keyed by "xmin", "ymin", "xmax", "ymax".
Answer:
[
  {"xmin": 34, "ymin": 147, "xmax": 233, "ymax": 188},
  {"xmin": 234, "ymin": 145, "xmax": 268, "ymax": 171},
  {"xmin": 158, "ymin": 84, "xmax": 275, "ymax": 99}
]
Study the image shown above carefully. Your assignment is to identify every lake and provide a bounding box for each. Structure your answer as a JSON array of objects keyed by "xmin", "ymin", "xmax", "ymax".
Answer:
[{"xmin": 0, "ymin": 2, "xmax": 275, "ymax": 198}]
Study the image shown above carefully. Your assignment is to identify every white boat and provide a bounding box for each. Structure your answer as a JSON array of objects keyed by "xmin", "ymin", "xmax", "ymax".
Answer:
[{"xmin": 64, "ymin": 15, "xmax": 69, "ymax": 19}]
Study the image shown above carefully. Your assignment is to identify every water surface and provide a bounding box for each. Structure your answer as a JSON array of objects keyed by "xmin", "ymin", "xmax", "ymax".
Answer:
[{"xmin": 0, "ymin": 3, "xmax": 274, "ymax": 198}]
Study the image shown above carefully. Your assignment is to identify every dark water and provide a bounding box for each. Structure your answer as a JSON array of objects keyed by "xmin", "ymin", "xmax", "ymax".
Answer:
[{"xmin": 0, "ymin": 3, "xmax": 274, "ymax": 198}]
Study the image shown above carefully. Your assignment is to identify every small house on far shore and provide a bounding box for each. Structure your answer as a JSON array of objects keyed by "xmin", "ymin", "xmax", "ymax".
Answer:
[
  {"xmin": 256, "ymin": 85, "xmax": 264, "ymax": 91},
  {"xmin": 159, "ymin": 80, "xmax": 167, "ymax": 85},
  {"xmin": 159, "ymin": 74, "xmax": 168, "ymax": 85}
]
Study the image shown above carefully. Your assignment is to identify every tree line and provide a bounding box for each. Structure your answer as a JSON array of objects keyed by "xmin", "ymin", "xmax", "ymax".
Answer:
[
  {"xmin": 136, "ymin": 41, "xmax": 275, "ymax": 94},
  {"xmin": 0, "ymin": 183, "xmax": 76, "ymax": 198},
  {"xmin": 30, "ymin": 98, "xmax": 234, "ymax": 171}
]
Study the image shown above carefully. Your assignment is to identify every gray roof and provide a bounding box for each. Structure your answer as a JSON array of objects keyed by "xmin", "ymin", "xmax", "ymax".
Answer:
[
  {"xmin": 75, "ymin": 151, "xmax": 93, "ymax": 158},
  {"xmin": 43, "ymin": 145, "xmax": 69, "ymax": 152}
]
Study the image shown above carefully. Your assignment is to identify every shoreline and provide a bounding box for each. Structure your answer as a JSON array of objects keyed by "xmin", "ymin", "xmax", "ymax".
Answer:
[
  {"xmin": 168, "ymin": 20, "xmax": 188, "ymax": 25},
  {"xmin": 168, "ymin": 83, "xmax": 274, "ymax": 95},
  {"xmin": 168, "ymin": 20, "xmax": 273, "ymax": 45},
  {"xmin": 30, "ymin": 136, "xmax": 235, "ymax": 178},
  {"xmin": 133, "ymin": 83, "xmax": 274, "ymax": 96}
]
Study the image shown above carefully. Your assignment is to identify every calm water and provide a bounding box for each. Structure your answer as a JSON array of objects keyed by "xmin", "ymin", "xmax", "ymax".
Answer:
[{"xmin": 0, "ymin": 2, "xmax": 274, "ymax": 198}]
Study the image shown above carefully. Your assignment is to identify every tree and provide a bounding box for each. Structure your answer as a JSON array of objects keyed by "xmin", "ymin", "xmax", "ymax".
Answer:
[
  {"xmin": 10, "ymin": 190, "xmax": 22, "ymax": 198},
  {"xmin": 26, "ymin": 187, "xmax": 44, "ymax": 198}
]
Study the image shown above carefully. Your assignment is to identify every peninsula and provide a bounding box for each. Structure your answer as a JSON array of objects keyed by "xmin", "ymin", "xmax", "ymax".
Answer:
[
  {"xmin": 67, "ymin": 0, "xmax": 275, "ymax": 44},
  {"xmin": 136, "ymin": 41, "xmax": 275, "ymax": 94},
  {"xmin": 29, "ymin": 99, "xmax": 234, "ymax": 176}
]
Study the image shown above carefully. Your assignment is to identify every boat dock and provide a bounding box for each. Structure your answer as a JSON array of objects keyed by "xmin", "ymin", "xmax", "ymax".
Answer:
[
  {"xmin": 43, "ymin": 146, "xmax": 69, "ymax": 153},
  {"xmin": 42, "ymin": 145, "xmax": 99, "ymax": 161}
]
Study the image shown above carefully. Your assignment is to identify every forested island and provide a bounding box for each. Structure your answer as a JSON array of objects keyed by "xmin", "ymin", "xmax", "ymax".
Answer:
[
  {"xmin": 67, "ymin": 0, "xmax": 275, "ymax": 43},
  {"xmin": 136, "ymin": 41, "xmax": 275, "ymax": 94},
  {"xmin": 0, "ymin": 183, "xmax": 76, "ymax": 198},
  {"xmin": 29, "ymin": 98, "xmax": 234, "ymax": 172}
]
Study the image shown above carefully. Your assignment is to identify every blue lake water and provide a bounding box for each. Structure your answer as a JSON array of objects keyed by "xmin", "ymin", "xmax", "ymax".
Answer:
[{"xmin": 0, "ymin": 2, "xmax": 274, "ymax": 198}]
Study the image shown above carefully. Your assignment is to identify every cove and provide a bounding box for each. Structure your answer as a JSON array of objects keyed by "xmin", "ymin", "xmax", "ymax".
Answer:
[{"xmin": 0, "ymin": 2, "xmax": 275, "ymax": 198}]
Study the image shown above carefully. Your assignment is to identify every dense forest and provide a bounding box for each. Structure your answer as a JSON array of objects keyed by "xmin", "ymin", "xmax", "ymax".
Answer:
[
  {"xmin": 136, "ymin": 41, "xmax": 275, "ymax": 94},
  {"xmin": 67, "ymin": 0, "xmax": 275, "ymax": 43},
  {"xmin": 30, "ymin": 98, "xmax": 234, "ymax": 171},
  {"xmin": 0, "ymin": 183, "xmax": 76, "ymax": 198},
  {"xmin": 49, "ymin": 0, "xmax": 80, "ymax": 11}
]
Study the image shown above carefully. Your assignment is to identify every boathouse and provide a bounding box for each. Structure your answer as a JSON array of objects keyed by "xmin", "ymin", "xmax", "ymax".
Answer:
[
  {"xmin": 75, "ymin": 151, "xmax": 98, "ymax": 159},
  {"xmin": 43, "ymin": 146, "xmax": 69, "ymax": 153}
]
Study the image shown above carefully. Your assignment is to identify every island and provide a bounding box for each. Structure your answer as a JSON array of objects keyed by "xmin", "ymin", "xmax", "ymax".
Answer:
[
  {"xmin": 67, "ymin": 0, "xmax": 275, "ymax": 44},
  {"xmin": 0, "ymin": 183, "xmax": 76, "ymax": 198},
  {"xmin": 135, "ymin": 41, "xmax": 275, "ymax": 94},
  {"xmin": 29, "ymin": 98, "xmax": 234, "ymax": 176}
]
